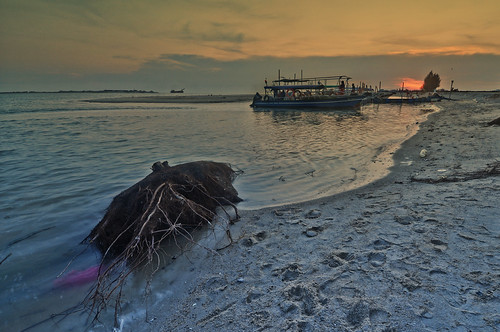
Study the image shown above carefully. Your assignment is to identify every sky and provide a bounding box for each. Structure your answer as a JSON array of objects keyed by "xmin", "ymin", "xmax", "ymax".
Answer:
[{"xmin": 1, "ymin": 0, "xmax": 499, "ymax": 92}]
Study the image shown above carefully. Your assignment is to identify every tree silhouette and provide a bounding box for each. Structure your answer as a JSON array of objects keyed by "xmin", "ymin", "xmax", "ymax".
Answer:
[{"xmin": 422, "ymin": 71, "xmax": 441, "ymax": 92}]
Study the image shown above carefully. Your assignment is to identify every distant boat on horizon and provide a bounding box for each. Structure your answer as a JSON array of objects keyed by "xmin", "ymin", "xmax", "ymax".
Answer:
[{"xmin": 170, "ymin": 88, "xmax": 185, "ymax": 93}]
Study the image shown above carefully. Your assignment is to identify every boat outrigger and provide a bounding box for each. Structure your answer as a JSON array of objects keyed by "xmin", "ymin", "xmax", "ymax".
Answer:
[{"xmin": 251, "ymin": 73, "xmax": 368, "ymax": 109}]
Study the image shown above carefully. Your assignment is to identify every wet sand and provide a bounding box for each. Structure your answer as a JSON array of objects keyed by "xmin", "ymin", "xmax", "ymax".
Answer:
[
  {"xmin": 127, "ymin": 92, "xmax": 499, "ymax": 331},
  {"xmin": 85, "ymin": 94, "xmax": 254, "ymax": 104}
]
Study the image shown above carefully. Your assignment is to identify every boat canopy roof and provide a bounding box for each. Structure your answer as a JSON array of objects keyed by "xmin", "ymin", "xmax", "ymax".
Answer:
[
  {"xmin": 267, "ymin": 75, "xmax": 352, "ymax": 90},
  {"xmin": 265, "ymin": 84, "xmax": 325, "ymax": 90}
]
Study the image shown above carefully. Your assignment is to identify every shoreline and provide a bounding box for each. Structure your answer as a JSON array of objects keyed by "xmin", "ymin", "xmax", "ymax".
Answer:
[
  {"xmin": 84, "ymin": 94, "xmax": 254, "ymax": 104},
  {"xmin": 128, "ymin": 92, "xmax": 499, "ymax": 331}
]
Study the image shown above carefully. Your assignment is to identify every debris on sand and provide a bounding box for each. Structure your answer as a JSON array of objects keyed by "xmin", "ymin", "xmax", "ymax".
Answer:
[
  {"xmin": 411, "ymin": 161, "xmax": 500, "ymax": 183},
  {"xmin": 486, "ymin": 116, "xmax": 500, "ymax": 126}
]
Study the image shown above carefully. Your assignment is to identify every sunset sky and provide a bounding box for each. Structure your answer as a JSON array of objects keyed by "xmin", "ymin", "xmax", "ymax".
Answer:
[{"xmin": 1, "ymin": 0, "xmax": 499, "ymax": 92}]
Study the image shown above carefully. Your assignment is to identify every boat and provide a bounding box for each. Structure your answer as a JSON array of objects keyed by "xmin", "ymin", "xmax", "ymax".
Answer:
[
  {"xmin": 372, "ymin": 91, "xmax": 444, "ymax": 104},
  {"xmin": 170, "ymin": 88, "xmax": 185, "ymax": 93},
  {"xmin": 251, "ymin": 73, "xmax": 368, "ymax": 109}
]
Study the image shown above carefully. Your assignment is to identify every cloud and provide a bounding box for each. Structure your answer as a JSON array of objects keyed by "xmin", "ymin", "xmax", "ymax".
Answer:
[
  {"xmin": 144, "ymin": 55, "xmax": 199, "ymax": 71},
  {"xmin": 112, "ymin": 55, "xmax": 138, "ymax": 60},
  {"xmin": 1, "ymin": 53, "xmax": 499, "ymax": 92},
  {"xmin": 122, "ymin": 53, "xmax": 500, "ymax": 93},
  {"xmin": 180, "ymin": 22, "xmax": 247, "ymax": 43}
]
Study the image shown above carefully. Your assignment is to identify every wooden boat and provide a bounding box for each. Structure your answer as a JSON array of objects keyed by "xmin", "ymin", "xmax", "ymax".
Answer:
[
  {"xmin": 251, "ymin": 73, "xmax": 367, "ymax": 109},
  {"xmin": 372, "ymin": 91, "xmax": 444, "ymax": 104}
]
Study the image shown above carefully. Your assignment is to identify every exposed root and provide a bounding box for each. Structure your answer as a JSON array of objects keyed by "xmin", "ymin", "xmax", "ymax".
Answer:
[{"xmin": 79, "ymin": 160, "xmax": 242, "ymax": 325}]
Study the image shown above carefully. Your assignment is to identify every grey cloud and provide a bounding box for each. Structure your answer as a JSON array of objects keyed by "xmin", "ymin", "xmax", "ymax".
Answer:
[
  {"xmin": 2, "ymin": 54, "xmax": 499, "ymax": 92},
  {"xmin": 181, "ymin": 22, "xmax": 247, "ymax": 43}
]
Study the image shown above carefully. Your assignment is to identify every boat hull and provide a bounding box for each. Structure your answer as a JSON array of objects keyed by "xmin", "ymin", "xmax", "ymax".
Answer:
[
  {"xmin": 251, "ymin": 96, "xmax": 365, "ymax": 109},
  {"xmin": 373, "ymin": 94, "xmax": 443, "ymax": 104}
]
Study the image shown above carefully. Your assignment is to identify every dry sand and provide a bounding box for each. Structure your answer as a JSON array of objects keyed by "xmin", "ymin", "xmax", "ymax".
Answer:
[{"xmin": 126, "ymin": 92, "xmax": 499, "ymax": 332}]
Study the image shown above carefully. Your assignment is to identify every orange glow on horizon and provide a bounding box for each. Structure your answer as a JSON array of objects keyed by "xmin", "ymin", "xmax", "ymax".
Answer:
[{"xmin": 398, "ymin": 78, "xmax": 424, "ymax": 90}]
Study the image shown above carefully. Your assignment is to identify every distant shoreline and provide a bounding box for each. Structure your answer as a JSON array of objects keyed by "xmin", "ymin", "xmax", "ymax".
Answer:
[
  {"xmin": 85, "ymin": 94, "xmax": 254, "ymax": 103},
  {"xmin": 0, "ymin": 89, "xmax": 157, "ymax": 94}
]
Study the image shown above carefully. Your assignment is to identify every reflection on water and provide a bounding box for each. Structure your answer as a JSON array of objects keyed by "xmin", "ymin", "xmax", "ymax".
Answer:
[{"xmin": 235, "ymin": 103, "xmax": 424, "ymax": 209}]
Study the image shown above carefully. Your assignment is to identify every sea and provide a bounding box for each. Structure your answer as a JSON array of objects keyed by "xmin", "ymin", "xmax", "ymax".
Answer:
[{"xmin": 0, "ymin": 92, "xmax": 438, "ymax": 331}]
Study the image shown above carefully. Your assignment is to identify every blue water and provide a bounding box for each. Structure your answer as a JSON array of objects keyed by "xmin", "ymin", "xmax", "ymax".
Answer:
[{"xmin": 0, "ymin": 92, "xmax": 436, "ymax": 331}]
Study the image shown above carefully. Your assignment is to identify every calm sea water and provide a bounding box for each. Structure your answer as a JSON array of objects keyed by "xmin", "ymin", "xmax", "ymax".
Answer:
[{"xmin": 0, "ymin": 92, "xmax": 436, "ymax": 331}]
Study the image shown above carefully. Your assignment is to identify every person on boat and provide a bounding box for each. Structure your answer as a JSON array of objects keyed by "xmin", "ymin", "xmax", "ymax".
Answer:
[
  {"xmin": 339, "ymin": 81, "xmax": 345, "ymax": 94},
  {"xmin": 351, "ymin": 83, "xmax": 356, "ymax": 94},
  {"xmin": 251, "ymin": 92, "xmax": 262, "ymax": 106}
]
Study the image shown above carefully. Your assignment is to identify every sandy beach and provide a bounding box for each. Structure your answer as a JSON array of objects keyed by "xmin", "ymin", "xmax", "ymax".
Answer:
[{"xmin": 120, "ymin": 92, "xmax": 500, "ymax": 332}]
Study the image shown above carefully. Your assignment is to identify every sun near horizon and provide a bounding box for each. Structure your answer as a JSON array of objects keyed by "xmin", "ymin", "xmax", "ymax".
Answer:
[{"xmin": 398, "ymin": 78, "xmax": 424, "ymax": 91}]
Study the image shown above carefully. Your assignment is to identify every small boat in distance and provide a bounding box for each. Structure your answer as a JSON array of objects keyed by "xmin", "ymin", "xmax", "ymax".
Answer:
[
  {"xmin": 170, "ymin": 88, "xmax": 185, "ymax": 93},
  {"xmin": 372, "ymin": 91, "xmax": 444, "ymax": 104},
  {"xmin": 251, "ymin": 72, "xmax": 367, "ymax": 109}
]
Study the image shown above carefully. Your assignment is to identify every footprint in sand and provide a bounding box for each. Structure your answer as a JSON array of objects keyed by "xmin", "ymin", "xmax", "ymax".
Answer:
[
  {"xmin": 304, "ymin": 226, "xmax": 323, "ymax": 237},
  {"xmin": 368, "ymin": 252, "xmax": 386, "ymax": 267},
  {"xmin": 346, "ymin": 301, "xmax": 369, "ymax": 326},
  {"xmin": 273, "ymin": 263, "xmax": 302, "ymax": 281},
  {"xmin": 322, "ymin": 251, "xmax": 355, "ymax": 268},
  {"xmin": 430, "ymin": 239, "xmax": 448, "ymax": 251},
  {"xmin": 246, "ymin": 290, "xmax": 263, "ymax": 304},
  {"xmin": 394, "ymin": 215, "xmax": 414, "ymax": 225},
  {"xmin": 305, "ymin": 209, "xmax": 322, "ymax": 219},
  {"xmin": 285, "ymin": 284, "xmax": 318, "ymax": 316},
  {"xmin": 249, "ymin": 310, "xmax": 271, "ymax": 328},
  {"xmin": 369, "ymin": 308, "xmax": 390, "ymax": 325},
  {"xmin": 241, "ymin": 238, "xmax": 256, "ymax": 247},
  {"xmin": 372, "ymin": 238, "xmax": 393, "ymax": 250},
  {"xmin": 241, "ymin": 231, "xmax": 268, "ymax": 247},
  {"xmin": 254, "ymin": 231, "xmax": 267, "ymax": 241}
]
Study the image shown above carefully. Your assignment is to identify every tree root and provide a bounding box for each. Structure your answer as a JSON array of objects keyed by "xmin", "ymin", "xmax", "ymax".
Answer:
[{"xmin": 78, "ymin": 160, "xmax": 242, "ymax": 326}]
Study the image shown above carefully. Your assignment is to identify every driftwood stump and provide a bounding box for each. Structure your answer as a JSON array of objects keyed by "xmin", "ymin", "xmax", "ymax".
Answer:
[
  {"xmin": 86, "ymin": 160, "xmax": 242, "ymax": 258},
  {"xmin": 81, "ymin": 161, "xmax": 242, "ymax": 322}
]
